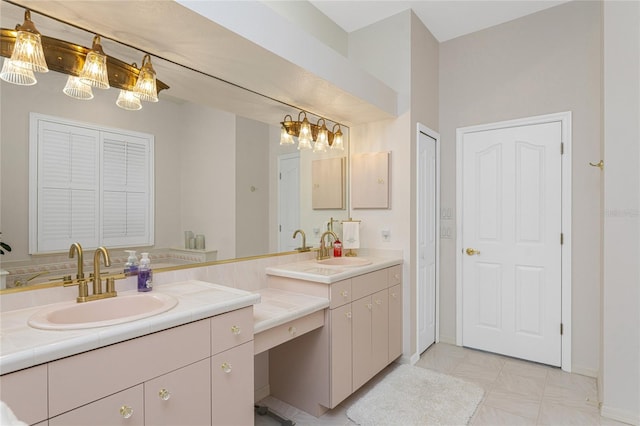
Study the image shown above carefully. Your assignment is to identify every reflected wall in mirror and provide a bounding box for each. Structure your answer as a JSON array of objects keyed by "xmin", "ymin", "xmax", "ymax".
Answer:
[{"xmin": 0, "ymin": 2, "xmax": 349, "ymax": 291}]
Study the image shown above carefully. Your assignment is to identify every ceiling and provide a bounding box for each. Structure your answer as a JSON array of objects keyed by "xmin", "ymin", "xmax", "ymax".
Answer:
[{"xmin": 309, "ymin": 0, "xmax": 570, "ymax": 42}]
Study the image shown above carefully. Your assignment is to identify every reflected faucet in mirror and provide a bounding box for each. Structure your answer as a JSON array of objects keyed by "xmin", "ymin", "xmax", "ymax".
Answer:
[
  {"xmin": 13, "ymin": 271, "xmax": 50, "ymax": 287},
  {"xmin": 318, "ymin": 231, "xmax": 338, "ymax": 260},
  {"xmin": 293, "ymin": 229, "xmax": 311, "ymax": 252}
]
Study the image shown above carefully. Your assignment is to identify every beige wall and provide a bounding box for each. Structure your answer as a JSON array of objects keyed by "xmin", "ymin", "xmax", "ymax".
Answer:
[
  {"xmin": 601, "ymin": 1, "xmax": 640, "ymax": 423},
  {"xmin": 349, "ymin": 10, "xmax": 440, "ymax": 360},
  {"xmin": 439, "ymin": 1, "xmax": 602, "ymax": 374}
]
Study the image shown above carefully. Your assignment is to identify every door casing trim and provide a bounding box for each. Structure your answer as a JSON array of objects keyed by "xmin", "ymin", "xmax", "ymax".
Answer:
[{"xmin": 455, "ymin": 111, "xmax": 572, "ymax": 372}]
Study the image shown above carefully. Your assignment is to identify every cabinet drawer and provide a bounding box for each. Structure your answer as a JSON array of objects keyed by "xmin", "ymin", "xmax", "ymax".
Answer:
[
  {"xmin": 254, "ymin": 310, "xmax": 325, "ymax": 355},
  {"xmin": 388, "ymin": 265, "xmax": 402, "ymax": 286},
  {"xmin": 49, "ymin": 319, "xmax": 210, "ymax": 417},
  {"xmin": 211, "ymin": 307, "xmax": 253, "ymax": 355},
  {"xmin": 352, "ymin": 269, "xmax": 388, "ymax": 300},
  {"xmin": 329, "ymin": 279, "xmax": 352, "ymax": 309},
  {"xmin": 0, "ymin": 364, "xmax": 48, "ymax": 425},
  {"xmin": 50, "ymin": 384, "xmax": 144, "ymax": 426}
]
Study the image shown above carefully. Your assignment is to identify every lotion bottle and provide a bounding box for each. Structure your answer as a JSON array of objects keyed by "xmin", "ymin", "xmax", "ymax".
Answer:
[
  {"xmin": 124, "ymin": 250, "xmax": 138, "ymax": 276},
  {"xmin": 137, "ymin": 253, "xmax": 153, "ymax": 292}
]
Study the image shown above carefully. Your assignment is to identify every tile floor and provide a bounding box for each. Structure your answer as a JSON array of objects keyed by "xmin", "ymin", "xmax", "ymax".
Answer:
[{"xmin": 256, "ymin": 342, "xmax": 631, "ymax": 426}]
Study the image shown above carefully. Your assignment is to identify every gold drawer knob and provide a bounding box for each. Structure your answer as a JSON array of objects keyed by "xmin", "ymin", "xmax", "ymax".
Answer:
[
  {"xmin": 158, "ymin": 388, "xmax": 171, "ymax": 401},
  {"xmin": 340, "ymin": 290, "xmax": 349, "ymax": 297},
  {"xmin": 221, "ymin": 362, "xmax": 232, "ymax": 373},
  {"xmin": 119, "ymin": 405, "xmax": 134, "ymax": 419},
  {"xmin": 231, "ymin": 325, "xmax": 241, "ymax": 335},
  {"xmin": 288, "ymin": 326, "xmax": 297, "ymax": 335},
  {"xmin": 346, "ymin": 312, "xmax": 352, "ymax": 319}
]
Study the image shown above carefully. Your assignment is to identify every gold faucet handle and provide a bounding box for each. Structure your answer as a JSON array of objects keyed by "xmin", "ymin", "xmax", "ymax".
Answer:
[
  {"xmin": 64, "ymin": 279, "xmax": 89, "ymax": 300},
  {"xmin": 106, "ymin": 277, "xmax": 117, "ymax": 295}
]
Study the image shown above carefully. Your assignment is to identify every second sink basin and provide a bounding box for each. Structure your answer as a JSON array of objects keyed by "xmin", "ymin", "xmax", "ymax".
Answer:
[
  {"xmin": 28, "ymin": 292, "xmax": 178, "ymax": 330},
  {"xmin": 316, "ymin": 257, "xmax": 372, "ymax": 267}
]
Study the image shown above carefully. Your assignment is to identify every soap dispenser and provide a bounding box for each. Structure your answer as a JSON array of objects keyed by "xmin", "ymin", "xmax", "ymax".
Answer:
[
  {"xmin": 137, "ymin": 253, "xmax": 153, "ymax": 292},
  {"xmin": 124, "ymin": 250, "xmax": 139, "ymax": 276}
]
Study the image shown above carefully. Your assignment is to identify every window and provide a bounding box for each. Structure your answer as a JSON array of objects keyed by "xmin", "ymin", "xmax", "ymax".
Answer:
[{"xmin": 29, "ymin": 113, "xmax": 154, "ymax": 253}]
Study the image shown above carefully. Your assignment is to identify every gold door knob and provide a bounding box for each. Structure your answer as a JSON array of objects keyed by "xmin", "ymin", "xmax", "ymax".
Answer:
[{"xmin": 466, "ymin": 248, "xmax": 481, "ymax": 256}]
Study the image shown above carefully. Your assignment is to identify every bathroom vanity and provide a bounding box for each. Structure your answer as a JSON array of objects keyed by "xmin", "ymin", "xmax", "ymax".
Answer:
[
  {"xmin": 264, "ymin": 257, "xmax": 403, "ymax": 417},
  {"xmin": 0, "ymin": 281, "xmax": 259, "ymax": 426}
]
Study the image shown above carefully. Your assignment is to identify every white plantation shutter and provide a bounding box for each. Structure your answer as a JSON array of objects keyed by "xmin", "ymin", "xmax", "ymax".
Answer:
[
  {"xmin": 30, "ymin": 114, "xmax": 154, "ymax": 253},
  {"xmin": 101, "ymin": 132, "xmax": 152, "ymax": 246},
  {"xmin": 36, "ymin": 122, "xmax": 100, "ymax": 252}
]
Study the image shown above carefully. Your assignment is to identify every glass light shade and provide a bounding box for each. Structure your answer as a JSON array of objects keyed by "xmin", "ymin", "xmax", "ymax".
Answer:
[
  {"xmin": 63, "ymin": 75, "xmax": 94, "ymax": 100},
  {"xmin": 116, "ymin": 89, "xmax": 142, "ymax": 110},
  {"xmin": 280, "ymin": 125, "xmax": 294, "ymax": 145},
  {"xmin": 297, "ymin": 116, "xmax": 313, "ymax": 150},
  {"xmin": 133, "ymin": 55, "xmax": 158, "ymax": 102},
  {"xmin": 0, "ymin": 58, "xmax": 37, "ymax": 85},
  {"xmin": 313, "ymin": 124, "xmax": 329, "ymax": 153},
  {"xmin": 331, "ymin": 127, "xmax": 344, "ymax": 151},
  {"xmin": 80, "ymin": 36, "xmax": 109, "ymax": 89},
  {"xmin": 10, "ymin": 11, "xmax": 48, "ymax": 73}
]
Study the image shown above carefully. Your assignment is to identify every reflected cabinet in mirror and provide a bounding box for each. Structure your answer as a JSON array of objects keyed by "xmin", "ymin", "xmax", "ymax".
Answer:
[{"xmin": 0, "ymin": 1, "xmax": 350, "ymax": 291}]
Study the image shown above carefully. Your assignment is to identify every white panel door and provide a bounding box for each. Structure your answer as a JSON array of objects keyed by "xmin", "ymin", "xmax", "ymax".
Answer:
[
  {"xmin": 278, "ymin": 153, "xmax": 300, "ymax": 251},
  {"xmin": 461, "ymin": 121, "xmax": 562, "ymax": 366},
  {"xmin": 418, "ymin": 131, "xmax": 437, "ymax": 353}
]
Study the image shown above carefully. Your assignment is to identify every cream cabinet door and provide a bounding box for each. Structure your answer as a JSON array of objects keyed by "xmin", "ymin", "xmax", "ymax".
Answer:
[
  {"xmin": 352, "ymin": 294, "xmax": 373, "ymax": 391},
  {"xmin": 388, "ymin": 284, "xmax": 403, "ymax": 362},
  {"xmin": 0, "ymin": 364, "xmax": 48, "ymax": 425},
  {"xmin": 49, "ymin": 384, "xmax": 143, "ymax": 426},
  {"xmin": 211, "ymin": 341, "xmax": 254, "ymax": 426},
  {"xmin": 144, "ymin": 359, "xmax": 211, "ymax": 426},
  {"xmin": 330, "ymin": 303, "xmax": 353, "ymax": 407},
  {"xmin": 371, "ymin": 289, "xmax": 389, "ymax": 374}
]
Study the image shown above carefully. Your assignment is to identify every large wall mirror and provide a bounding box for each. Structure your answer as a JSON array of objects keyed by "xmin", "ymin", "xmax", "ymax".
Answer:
[{"xmin": 0, "ymin": 1, "xmax": 350, "ymax": 291}]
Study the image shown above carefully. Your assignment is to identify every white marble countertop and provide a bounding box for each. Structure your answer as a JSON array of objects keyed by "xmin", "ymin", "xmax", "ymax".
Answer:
[
  {"xmin": 0, "ymin": 280, "xmax": 260, "ymax": 375},
  {"xmin": 252, "ymin": 288, "xmax": 330, "ymax": 334},
  {"xmin": 265, "ymin": 255, "xmax": 403, "ymax": 284}
]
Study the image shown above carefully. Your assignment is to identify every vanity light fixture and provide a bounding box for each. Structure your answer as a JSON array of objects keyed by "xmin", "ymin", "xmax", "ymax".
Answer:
[
  {"xmin": 79, "ymin": 35, "xmax": 109, "ymax": 89},
  {"xmin": 279, "ymin": 111, "xmax": 345, "ymax": 152},
  {"xmin": 279, "ymin": 115, "xmax": 295, "ymax": 145},
  {"xmin": 116, "ymin": 89, "xmax": 142, "ymax": 110},
  {"xmin": 133, "ymin": 54, "xmax": 158, "ymax": 102},
  {"xmin": 7, "ymin": 10, "xmax": 48, "ymax": 73},
  {"xmin": 331, "ymin": 124, "xmax": 344, "ymax": 151},
  {"xmin": 0, "ymin": 57, "xmax": 37, "ymax": 85},
  {"xmin": 63, "ymin": 75, "xmax": 94, "ymax": 100},
  {"xmin": 0, "ymin": 8, "xmax": 169, "ymax": 111},
  {"xmin": 298, "ymin": 112, "xmax": 313, "ymax": 150},
  {"xmin": 313, "ymin": 118, "xmax": 329, "ymax": 153}
]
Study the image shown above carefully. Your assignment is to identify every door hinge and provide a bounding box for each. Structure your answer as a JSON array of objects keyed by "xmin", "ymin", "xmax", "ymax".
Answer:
[
  {"xmin": 561, "ymin": 143, "xmax": 564, "ymax": 155},
  {"xmin": 560, "ymin": 233, "xmax": 564, "ymax": 245},
  {"xmin": 279, "ymin": 225, "xmax": 282, "ymax": 232},
  {"xmin": 279, "ymin": 172, "xmax": 282, "ymax": 180},
  {"xmin": 560, "ymin": 323, "xmax": 564, "ymax": 335}
]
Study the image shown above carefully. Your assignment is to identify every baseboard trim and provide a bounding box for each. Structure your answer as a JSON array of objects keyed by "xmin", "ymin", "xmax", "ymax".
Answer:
[
  {"xmin": 254, "ymin": 384, "xmax": 270, "ymax": 403},
  {"xmin": 399, "ymin": 352, "xmax": 420, "ymax": 365},
  {"xmin": 571, "ymin": 365, "xmax": 598, "ymax": 378},
  {"xmin": 438, "ymin": 334, "xmax": 456, "ymax": 345},
  {"xmin": 601, "ymin": 404, "xmax": 640, "ymax": 425}
]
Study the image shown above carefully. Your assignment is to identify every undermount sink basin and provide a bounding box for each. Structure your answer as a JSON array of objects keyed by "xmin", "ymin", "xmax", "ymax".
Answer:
[
  {"xmin": 28, "ymin": 293, "xmax": 178, "ymax": 330},
  {"xmin": 316, "ymin": 257, "xmax": 372, "ymax": 267}
]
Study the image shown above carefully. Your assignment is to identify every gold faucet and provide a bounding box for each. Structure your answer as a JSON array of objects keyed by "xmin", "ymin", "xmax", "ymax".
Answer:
[
  {"xmin": 293, "ymin": 229, "xmax": 311, "ymax": 252},
  {"xmin": 93, "ymin": 246, "xmax": 112, "ymax": 296},
  {"xmin": 317, "ymin": 231, "xmax": 338, "ymax": 260},
  {"xmin": 69, "ymin": 242, "xmax": 85, "ymax": 279}
]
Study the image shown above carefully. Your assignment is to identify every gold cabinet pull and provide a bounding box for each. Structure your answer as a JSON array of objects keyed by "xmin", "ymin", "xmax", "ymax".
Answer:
[
  {"xmin": 466, "ymin": 248, "xmax": 480, "ymax": 256},
  {"xmin": 230, "ymin": 325, "xmax": 241, "ymax": 335},
  {"xmin": 221, "ymin": 362, "xmax": 232, "ymax": 373}
]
